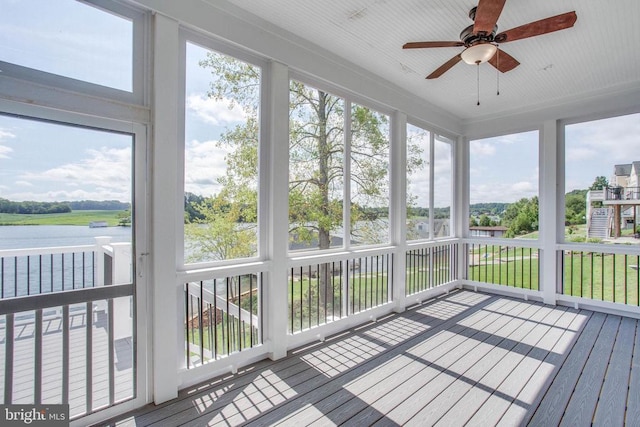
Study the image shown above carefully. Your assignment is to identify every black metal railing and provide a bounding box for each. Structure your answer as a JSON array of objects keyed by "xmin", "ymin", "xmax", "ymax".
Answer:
[
  {"xmin": 289, "ymin": 261, "xmax": 344, "ymax": 334},
  {"xmin": 0, "ymin": 250, "xmax": 96, "ymax": 298},
  {"xmin": 405, "ymin": 242, "xmax": 458, "ymax": 295},
  {"xmin": 288, "ymin": 253, "xmax": 393, "ymax": 334},
  {"xmin": 560, "ymin": 249, "xmax": 639, "ymax": 306},
  {"xmin": 347, "ymin": 253, "xmax": 392, "ymax": 315},
  {"xmin": 467, "ymin": 243, "xmax": 540, "ymax": 290},
  {"xmin": 185, "ymin": 273, "xmax": 262, "ymax": 367},
  {"xmin": 605, "ymin": 185, "xmax": 640, "ymax": 201}
]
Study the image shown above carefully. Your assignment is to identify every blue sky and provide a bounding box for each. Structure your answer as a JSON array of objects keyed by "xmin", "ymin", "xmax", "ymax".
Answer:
[{"xmin": 0, "ymin": 1, "xmax": 638, "ymax": 207}]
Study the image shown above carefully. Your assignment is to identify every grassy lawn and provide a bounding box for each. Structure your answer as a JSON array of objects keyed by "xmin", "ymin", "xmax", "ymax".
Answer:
[
  {"xmin": 0, "ymin": 210, "xmax": 127, "ymax": 226},
  {"xmin": 288, "ymin": 273, "xmax": 390, "ymax": 331},
  {"xmin": 467, "ymin": 247, "xmax": 638, "ymax": 305}
]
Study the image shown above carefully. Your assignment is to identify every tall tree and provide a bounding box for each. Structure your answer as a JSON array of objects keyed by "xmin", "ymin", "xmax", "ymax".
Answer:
[{"xmin": 589, "ymin": 176, "xmax": 609, "ymax": 190}]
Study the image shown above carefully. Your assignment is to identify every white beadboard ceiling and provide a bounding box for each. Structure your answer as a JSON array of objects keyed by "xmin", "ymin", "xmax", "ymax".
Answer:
[{"xmin": 212, "ymin": 0, "xmax": 640, "ymax": 122}]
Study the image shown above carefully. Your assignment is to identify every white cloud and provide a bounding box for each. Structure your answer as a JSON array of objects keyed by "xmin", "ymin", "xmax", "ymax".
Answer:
[
  {"xmin": 470, "ymin": 141, "xmax": 496, "ymax": 157},
  {"xmin": 184, "ymin": 139, "xmax": 230, "ymax": 196},
  {"xmin": 0, "ymin": 129, "xmax": 16, "ymax": 159},
  {"xmin": 186, "ymin": 94, "xmax": 246, "ymax": 126},
  {"xmin": 470, "ymin": 180, "xmax": 538, "ymax": 204},
  {"xmin": 14, "ymin": 147, "xmax": 132, "ymax": 201},
  {"xmin": 0, "ymin": 145, "xmax": 12, "ymax": 159},
  {"xmin": 14, "ymin": 180, "xmax": 33, "ymax": 187}
]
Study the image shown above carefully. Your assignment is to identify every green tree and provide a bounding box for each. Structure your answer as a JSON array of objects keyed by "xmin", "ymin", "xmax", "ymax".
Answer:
[
  {"xmin": 184, "ymin": 52, "xmax": 260, "ymax": 262},
  {"xmin": 565, "ymin": 189, "xmax": 586, "ymax": 225},
  {"xmin": 502, "ymin": 197, "xmax": 539, "ymax": 237},
  {"xmin": 589, "ymin": 176, "xmax": 609, "ymax": 190},
  {"xmin": 479, "ymin": 214, "xmax": 491, "ymax": 227},
  {"xmin": 117, "ymin": 209, "xmax": 132, "ymax": 226}
]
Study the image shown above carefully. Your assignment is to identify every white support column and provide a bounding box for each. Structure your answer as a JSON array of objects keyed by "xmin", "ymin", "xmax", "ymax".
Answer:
[
  {"xmin": 265, "ymin": 61, "xmax": 290, "ymax": 360},
  {"xmin": 455, "ymin": 135, "xmax": 469, "ymax": 281},
  {"xmin": 540, "ymin": 120, "xmax": 560, "ymax": 305},
  {"xmin": 391, "ymin": 111, "xmax": 407, "ymax": 313},
  {"xmin": 151, "ymin": 13, "xmax": 180, "ymax": 404},
  {"xmin": 94, "ymin": 236, "xmax": 112, "ymax": 287}
]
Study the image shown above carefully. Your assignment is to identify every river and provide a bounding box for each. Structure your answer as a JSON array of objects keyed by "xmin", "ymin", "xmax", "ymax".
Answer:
[{"xmin": 0, "ymin": 225, "xmax": 132, "ymax": 250}]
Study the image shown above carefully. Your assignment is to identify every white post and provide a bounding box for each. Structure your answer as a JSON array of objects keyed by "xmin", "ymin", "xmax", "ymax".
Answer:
[
  {"xmin": 265, "ymin": 61, "xmax": 290, "ymax": 360},
  {"xmin": 391, "ymin": 111, "xmax": 407, "ymax": 313},
  {"xmin": 94, "ymin": 236, "xmax": 112, "ymax": 287},
  {"xmin": 456, "ymin": 135, "xmax": 469, "ymax": 283},
  {"xmin": 110, "ymin": 242, "xmax": 133, "ymax": 340},
  {"xmin": 151, "ymin": 13, "xmax": 180, "ymax": 404},
  {"xmin": 540, "ymin": 120, "xmax": 560, "ymax": 305}
]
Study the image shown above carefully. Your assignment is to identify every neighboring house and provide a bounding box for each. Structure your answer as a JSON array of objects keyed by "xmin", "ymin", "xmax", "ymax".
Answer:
[
  {"xmin": 611, "ymin": 162, "xmax": 640, "ymax": 188},
  {"xmin": 469, "ymin": 226, "xmax": 508, "ymax": 238},
  {"xmin": 611, "ymin": 162, "xmax": 640, "ymax": 200}
]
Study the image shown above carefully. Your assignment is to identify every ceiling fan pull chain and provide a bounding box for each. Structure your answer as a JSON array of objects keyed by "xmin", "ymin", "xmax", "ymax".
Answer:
[
  {"xmin": 477, "ymin": 61, "xmax": 480, "ymax": 106},
  {"xmin": 496, "ymin": 47, "xmax": 500, "ymax": 96}
]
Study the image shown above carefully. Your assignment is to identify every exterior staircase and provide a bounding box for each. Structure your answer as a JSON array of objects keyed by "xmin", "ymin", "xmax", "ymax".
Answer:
[{"xmin": 588, "ymin": 208, "xmax": 611, "ymax": 239}]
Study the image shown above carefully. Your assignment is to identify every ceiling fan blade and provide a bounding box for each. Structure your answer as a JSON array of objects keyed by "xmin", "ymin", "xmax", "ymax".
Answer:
[
  {"xmin": 403, "ymin": 41, "xmax": 465, "ymax": 49},
  {"xmin": 488, "ymin": 48, "xmax": 520, "ymax": 73},
  {"xmin": 426, "ymin": 54, "xmax": 462, "ymax": 79},
  {"xmin": 495, "ymin": 11, "xmax": 577, "ymax": 43},
  {"xmin": 473, "ymin": 0, "xmax": 507, "ymax": 35}
]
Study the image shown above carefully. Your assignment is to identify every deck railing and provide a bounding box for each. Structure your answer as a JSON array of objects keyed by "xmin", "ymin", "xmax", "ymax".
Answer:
[
  {"xmin": 605, "ymin": 185, "xmax": 640, "ymax": 201},
  {"xmin": 288, "ymin": 249, "xmax": 393, "ymax": 334},
  {"xmin": 183, "ymin": 271, "xmax": 263, "ymax": 368},
  {"xmin": 0, "ymin": 284, "xmax": 135, "ymax": 420},
  {"xmin": 0, "ymin": 238, "xmax": 135, "ymax": 420},
  {"xmin": 558, "ymin": 244, "xmax": 640, "ymax": 306},
  {"xmin": 405, "ymin": 241, "xmax": 458, "ymax": 296},
  {"xmin": 465, "ymin": 239, "xmax": 540, "ymax": 290}
]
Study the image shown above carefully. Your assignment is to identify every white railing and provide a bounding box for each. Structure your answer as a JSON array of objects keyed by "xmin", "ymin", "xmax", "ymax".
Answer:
[
  {"xmin": 0, "ymin": 237, "xmax": 135, "ymax": 419},
  {"xmin": 287, "ymin": 246, "xmax": 395, "ymax": 335},
  {"xmin": 179, "ymin": 263, "xmax": 266, "ymax": 369},
  {"xmin": 462, "ymin": 237, "xmax": 541, "ymax": 294}
]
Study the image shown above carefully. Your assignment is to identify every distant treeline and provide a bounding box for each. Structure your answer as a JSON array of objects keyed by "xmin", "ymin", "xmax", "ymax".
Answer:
[
  {"xmin": 0, "ymin": 198, "xmax": 71, "ymax": 214},
  {"xmin": 0, "ymin": 198, "xmax": 130, "ymax": 215},
  {"xmin": 66, "ymin": 200, "xmax": 130, "ymax": 210}
]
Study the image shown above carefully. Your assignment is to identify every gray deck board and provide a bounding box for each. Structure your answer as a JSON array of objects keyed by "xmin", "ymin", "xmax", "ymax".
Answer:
[
  {"xmin": 593, "ymin": 316, "xmax": 636, "ymax": 426},
  {"xmin": 99, "ymin": 290, "xmax": 639, "ymax": 427},
  {"xmin": 434, "ymin": 306, "xmax": 585, "ymax": 427},
  {"xmin": 511, "ymin": 311, "xmax": 604, "ymax": 427},
  {"xmin": 1, "ymin": 308, "xmax": 134, "ymax": 419},
  {"xmin": 559, "ymin": 314, "xmax": 620, "ymax": 426},
  {"xmin": 627, "ymin": 320, "xmax": 640, "ymax": 427}
]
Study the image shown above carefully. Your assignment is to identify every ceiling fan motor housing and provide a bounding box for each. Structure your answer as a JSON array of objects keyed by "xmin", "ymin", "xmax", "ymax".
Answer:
[{"xmin": 460, "ymin": 24, "xmax": 497, "ymax": 46}]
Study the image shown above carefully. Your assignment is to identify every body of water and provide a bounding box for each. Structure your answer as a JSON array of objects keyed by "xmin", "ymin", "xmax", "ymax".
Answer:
[{"xmin": 0, "ymin": 225, "xmax": 132, "ymax": 250}]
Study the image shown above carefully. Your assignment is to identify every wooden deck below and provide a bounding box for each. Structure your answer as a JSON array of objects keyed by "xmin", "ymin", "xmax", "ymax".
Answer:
[{"xmin": 103, "ymin": 290, "xmax": 639, "ymax": 426}]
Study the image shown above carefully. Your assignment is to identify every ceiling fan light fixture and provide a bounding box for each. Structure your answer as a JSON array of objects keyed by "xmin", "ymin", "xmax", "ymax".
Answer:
[{"xmin": 461, "ymin": 43, "xmax": 497, "ymax": 65}]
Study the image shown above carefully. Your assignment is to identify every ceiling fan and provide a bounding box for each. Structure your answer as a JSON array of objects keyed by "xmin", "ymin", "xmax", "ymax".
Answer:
[{"xmin": 403, "ymin": 0, "xmax": 577, "ymax": 79}]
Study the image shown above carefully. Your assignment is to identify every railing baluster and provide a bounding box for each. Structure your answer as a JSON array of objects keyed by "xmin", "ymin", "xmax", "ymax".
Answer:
[
  {"xmin": 86, "ymin": 301, "xmax": 93, "ymax": 414},
  {"xmin": 62, "ymin": 305, "xmax": 69, "ymax": 404},
  {"xmin": 237, "ymin": 275, "xmax": 242, "ymax": 351},
  {"xmin": 250, "ymin": 274, "xmax": 254, "ymax": 346},
  {"xmin": 184, "ymin": 284, "xmax": 190, "ymax": 368},
  {"xmin": 5, "ymin": 313, "xmax": 14, "ymax": 404},
  {"xmin": 108, "ymin": 298, "xmax": 115, "ymax": 405},
  {"xmin": 613, "ymin": 254, "xmax": 617, "ymax": 303},
  {"xmin": 213, "ymin": 280, "xmax": 218, "ymax": 359},
  {"xmin": 199, "ymin": 281, "xmax": 204, "ymax": 362},
  {"xmin": 34, "ymin": 309, "xmax": 43, "ymax": 404}
]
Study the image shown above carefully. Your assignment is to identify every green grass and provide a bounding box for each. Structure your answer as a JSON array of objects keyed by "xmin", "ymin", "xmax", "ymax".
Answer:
[
  {"xmin": 466, "ymin": 247, "xmax": 639, "ymax": 305},
  {"xmin": 0, "ymin": 210, "xmax": 127, "ymax": 226}
]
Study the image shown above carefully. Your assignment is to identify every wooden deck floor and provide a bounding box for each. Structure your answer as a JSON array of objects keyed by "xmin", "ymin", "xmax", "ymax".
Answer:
[
  {"xmin": 0, "ymin": 306, "xmax": 134, "ymax": 418},
  {"xmin": 102, "ymin": 290, "xmax": 640, "ymax": 426}
]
